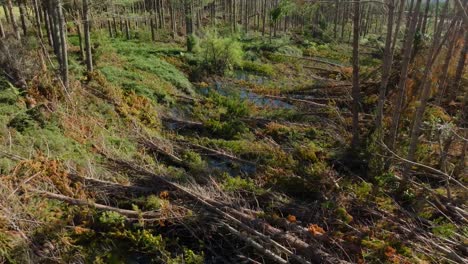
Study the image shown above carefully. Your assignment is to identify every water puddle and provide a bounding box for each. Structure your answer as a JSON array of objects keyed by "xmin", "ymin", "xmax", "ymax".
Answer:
[{"xmin": 198, "ymin": 72, "xmax": 294, "ymax": 110}]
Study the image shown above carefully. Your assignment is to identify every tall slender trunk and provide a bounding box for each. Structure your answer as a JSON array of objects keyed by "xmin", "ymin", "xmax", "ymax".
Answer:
[
  {"xmin": 170, "ymin": 0, "xmax": 176, "ymax": 39},
  {"xmin": 0, "ymin": 17, "xmax": 5, "ymax": 38},
  {"xmin": 57, "ymin": 0, "xmax": 69, "ymax": 90},
  {"xmin": 391, "ymin": 0, "xmax": 406, "ymax": 54},
  {"xmin": 185, "ymin": 0, "xmax": 193, "ymax": 51},
  {"xmin": 375, "ymin": 0, "xmax": 396, "ymax": 130},
  {"xmin": 448, "ymin": 30, "xmax": 468, "ymax": 102},
  {"xmin": 2, "ymin": 5, "xmax": 11, "ymax": 25},
  {"xmin": 33, "ymin": 0, "xmax": 43, "ymax": 40},
  {"xmin": 351, "ymin": 0, "xmax": 361, "ymax": 149},
  {"xmin": 6, "ymin": 0, "xmax": 20, "ymax": 39},
  {"xmin": 334, "ymin": 0, "xmax": 339, "ymax": 38},
  {"xmin": 420, "ymin": 0, "xmax": 430, "ymax": 35},
  {"xmin": 18, "ymin": 0, "xmax": 27, "ymax": 36},
  {"xmin": 83, "ymin": 0, "xmax": 93, "ymax": 73},
  {"xmin": 437, "ymin": 23, "xmax": 460, "ymax": 104},
  {"xmin": 387, "ymin": 0, "xmax": 422, "ymax": 151},
  {"xmin": 405, "ymin": 1, "xmax": 450, "ymax": 169}
]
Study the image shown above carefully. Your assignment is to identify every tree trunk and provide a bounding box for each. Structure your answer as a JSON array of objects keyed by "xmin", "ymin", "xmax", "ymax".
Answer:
[
  {"xmin": 0, "ymin": 17, "xmax": 5, "ymax": 38},
  {"xmin": 391, "ymin": 0, "xmax": 406, "ymax": 54},
  {"xmin": 6, "ymin": 0, "xmax": 20, "ymax": 39},
  {"xmin": 448, "ymin": 30, "xmax": 468, "ymax": 102},
  {"xmin": 185, "ymin": 0, "xmax": 193, "ymax": 52},
  {"xmin": 387, "ymin": 0, "xmax": 422, "ymax": 151},
  {"xmin": 351, "ymin": 0, "xmax": 361, "ymax": 149},
  {"xmin": 83, "ymin": 0, "xmax": 93, "ymax": 73},
  {"xmin": 375, "ymin": 0, "xmax": 396, "ymax": 130},
  {"xmin": 405, "ymin": 1, "xmax": 449, "ymax": 171},
  {"xmin": 18, "ymin": 0, "xmax": 27, "ymax": 36},
  {"xmin": 57, "ymin": 0, "xmax": 69, "ymax": 90},
  {"xmin": 420, "ymin": 0, "xmax": 430, "ymax": 35},
  {"xmin": 437, "ymin": 24, "xmax": 460, "ymax": 104},
  {"xmin": 33, "ymin": 0, "xmax": 44, "ymax": 40},
  {"xmin": 2, "ymin": 5, "xmax": 11, "ymax": 25}
]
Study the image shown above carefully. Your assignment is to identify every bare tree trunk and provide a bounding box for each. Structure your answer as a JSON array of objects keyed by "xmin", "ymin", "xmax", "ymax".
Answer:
[
  {"xmin": 18, "ymin": 0, "xmax": 27, "ymax": 36},
  {"xmin": 387, "ymin": 0, "xmax": 422, "ymax": 151},
  {"xmin": 391, "ymin": 0, "xmax": 406, "ymax": 54},
  {"xmin": 170, "ymin": 0, "xmax": 176, "ymax": 39},
  {"xmin": 375, "ymin": 0, "xmax": 396, "ymax": 130},
  {"xmin": 351, "ymin": 0, "xmax": 361, "ymax": 149},
  {"xmin": 0, "ymin": 17, "xmax": 5, "ymax": 38},
  {"xmin": 437, "ymin": 23, "xmax": 460, "ymax": 104},
  {"xmin": 448, "ymin": 30, "xmax": 468, "ymax": 102},
  {"xmin": 76, "ymin": 22, "xmax": 85, "ymax": 60},
  {"xmin": 406, "ymin": 1, "xmax": 450, "ymax": 170},
  {"xmin": 434, "ymin": 0, "xmax": 439, "ymax": 35},
  {"xmin": 57, "ymin": 0, "xmax": 69, "ymax": 90},
  {"xmin": 185, "ymin": 0, "xmax": 193, "ymax": 51},
  {"xmin": 83, "ymin": 0, "xmax": 93, "ymax": 73},
  {"xmin": 334, "ymin": 0, "xmax": 339, "ymax": 38},
  {"xmin": 2, "ymin": 5, "xmax": 11, "ymax": 25},
  {"xmin": 33, "ymin": 0, "xmax": 43, "ymax": 40},
  {"xmin": 6, "ymin": 0, "xmax": 20, "ymax": 39},
  {"xmin": 420, "ymin": 0, "xmax": 430, "ymax": 35}
]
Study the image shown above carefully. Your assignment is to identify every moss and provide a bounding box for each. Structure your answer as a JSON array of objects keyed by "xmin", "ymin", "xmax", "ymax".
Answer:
[
  {"xmin": 222, "ymin": 175, "xmax": 264, "ymax": 194},
  {"xmin": 128, "ymin": 56, "xmax": 193, "ymax": 94},
  {"xmin": 242, "ymin": 61, "xmax": 275, "ymax": 76}
]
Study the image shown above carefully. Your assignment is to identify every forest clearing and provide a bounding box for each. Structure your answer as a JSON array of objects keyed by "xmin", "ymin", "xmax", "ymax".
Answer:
[{"xmin": 0, "ymin": 0, "xmax": 466, "ymax": 263}]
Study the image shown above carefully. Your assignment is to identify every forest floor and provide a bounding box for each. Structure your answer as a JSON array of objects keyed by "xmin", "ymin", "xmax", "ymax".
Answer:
[{"xmin": 0, "ymin": 29, "xmax": 465, "ymax": 263}]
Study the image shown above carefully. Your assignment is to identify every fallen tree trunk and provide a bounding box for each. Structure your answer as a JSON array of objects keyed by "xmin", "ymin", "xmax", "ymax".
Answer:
[{"xmin": 36, "ymin": 190, "xmax": 162, "ymax": 219}]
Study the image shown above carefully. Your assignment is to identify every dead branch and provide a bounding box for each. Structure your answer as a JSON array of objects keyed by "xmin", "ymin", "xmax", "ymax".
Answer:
[
  {"xmin": 35, "ymin": 190, "xmax": 161, "ymax": 219},
  {"xmin": 177, "ymin": 140, "xmax": 257, "ymax": 166}
]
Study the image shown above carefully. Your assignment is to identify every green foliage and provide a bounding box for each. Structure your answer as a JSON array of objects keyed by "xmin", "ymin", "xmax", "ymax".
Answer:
[
  {"xmin": 242, "ymin": 61, "xmax": 275, "ymax": 76},
  {"xmin": 336, "ymin": 207, "xmax": 353, "ymax": 223},
  {"xmin": 195, "ymin": 92, "xmax": 250, "ymax": 139},
  {"xmin": 195, "ymin": 30, "xmax": 244, "ymax": 74},
  {"xmin": 8, "ymin": 107, "xmax": 45, "ymax": 132},
  {"xmin": 294, "ymin": 142, "xmax": 323, "ymax": 162},
  {"xmin": 351, "ymin": 182, "xmax": 373, "ymax": 202},
  {"xmin": 128, "ymin": 56, "xmax": 193, "ymax": 94},
  {"xmin": 181, "ymin": 248, "xmax": 204, "ymax": 264},
  {"xmin": 432, "ymin": 220, "xmax": 456, "ymax": 238},
  {"xmin": 222, "ymin": 175, "xmax": 263, "ymax": 194},
  {"xmin": 98, "ymin": 211, "xmax": 126, "ymax": 229},
  {"xmin": 182, "ymin": 150, "xmax": 207, "ymax": 173},
  {"xmin": 145, "ymin": 195, "xmax": 164, "ymax": 210},
  {"xmin": 277, "ymin": 45, "xmax": 303, "ymax": 57}
]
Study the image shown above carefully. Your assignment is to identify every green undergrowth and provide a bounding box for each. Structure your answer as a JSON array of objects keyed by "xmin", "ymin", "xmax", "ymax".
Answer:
[{"xmin": 93, "ymin": 34, "xmax": 193, "ymax": 97}]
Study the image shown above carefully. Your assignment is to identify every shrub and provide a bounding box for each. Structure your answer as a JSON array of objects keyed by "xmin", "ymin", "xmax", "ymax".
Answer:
[
  {"xmin": 242, "ymin": 61, "xmax": 275, "ymax": 76},
  {"xmin": 196, "ymin": 30, "xmax": 243, "ymax": 74},
  {"xmin": 222, "ymin": 175, "xmax": 263, "ymax": 194},
  {"xmin": 277, "ymin": 45, "xmax": 303, "ymax": 57}
]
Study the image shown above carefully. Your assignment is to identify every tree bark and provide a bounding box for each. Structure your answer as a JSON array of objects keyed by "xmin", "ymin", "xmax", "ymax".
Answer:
[
  {"xmin": 57, "ymin": 0, "xmax": 69, "ymax": 90},
  {"xmin": 387, "ymin": 0, "xmax": 422, "ymax": 151},
  {"xmin": 18, "ymin": 0, "xmax": 27, "ymax": 36},
  {"xmin": 0, "ymin": 17, "xmax": 5, "ymax": 38},
  {"xmin": 6, "ymin": 0, "xmax": 20, "ymax": 39},
  {"xmin": 405, "ymin": 1, "xmax": 450, "ymax": 173},
  {"xmin": 83, "ymin": 0, "xmax": 93, "ymax": 73},
  {"xmin": 448, "ymin": 30, "xmax": 468, "ymax": 102},
  {"xmin": 375, "ymin": 0, "xmax": 396, "ymax": 130},
  {"xmin": 351, "ymin": 0, "xmax": 361, "ymax": 149}
]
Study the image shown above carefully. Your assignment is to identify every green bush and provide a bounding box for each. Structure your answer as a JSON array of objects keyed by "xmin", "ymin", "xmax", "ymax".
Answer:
[
  {"xmin": 129, "ymin": 56, "xmax": 193, "ymax": 94},
  {"xmin": 277, "ymin": 45, "xmax": 303, "ymax": 57},
  {"xmin": 196, "ymin": 30, "xmax": 243, "ymax": 74},
  {"xmin": 242, "ymin": 61, "xmax": 275, "ymax": 76}
]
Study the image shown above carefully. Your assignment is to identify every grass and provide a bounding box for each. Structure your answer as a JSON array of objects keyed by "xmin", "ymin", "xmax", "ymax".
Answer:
[{"xmin": 94, "ymin": 35, "xmax": 194, "ymax": 97}]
